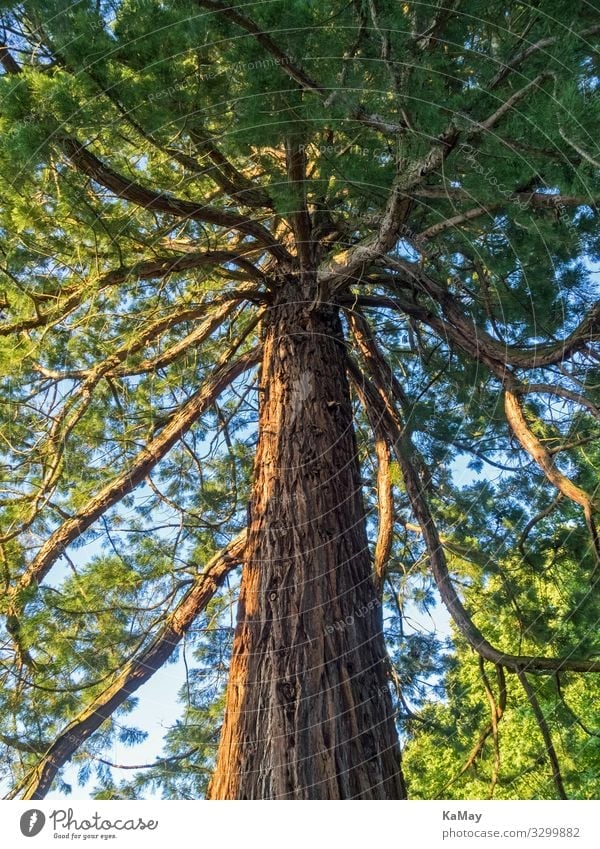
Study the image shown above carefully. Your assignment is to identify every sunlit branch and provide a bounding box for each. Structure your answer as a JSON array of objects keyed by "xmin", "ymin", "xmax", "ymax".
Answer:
[
  {"xmin": 319, "ymin": 128, "xmax": 459, "ymax": 287},
  {"xmin": 373, "ymin": 437, "xmax": 394, "ymax": 599},
  {"xmin": 504, "ymin": 389, "xmax": 600, "ymax": 565}
]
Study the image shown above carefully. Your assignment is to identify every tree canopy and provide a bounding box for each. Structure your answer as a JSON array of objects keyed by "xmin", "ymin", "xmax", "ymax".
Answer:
[{"xmin": 0, "ymin": 0, "xmax": 598, "ymax": 800}]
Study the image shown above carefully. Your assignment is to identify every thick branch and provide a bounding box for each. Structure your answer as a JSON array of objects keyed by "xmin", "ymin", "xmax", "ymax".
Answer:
[
  {"xmin": 504, "ymin": 388, "xmax": 600, "ymax": 564},
  {"xmin": 320, "ymin": 126, "xmax": 460, "ymax": 286},
  {"xmin": 9, "ymin": 348, "xmax": 259, "ymax": 598},
  {"xmin": 347, "ymin": 308, "xmax": 410, "ymax": 413},
  {"xmin": 346, "ymin": 356, "xmax": 600, "ymax": 674},
  {"xmin": 14, "ymin": 533, "xmax": 245, "ymax": 800},
  {"xmin": 115, "ymin": 309, "xmax": 263, "ymax": 379},
  {"xmin": 504, "ymin": 390, "xmax": 596, "ymax": 512},
  {"xmin": 1, "ymin": 247, "xmax": 264, "ymax": 340},
  {"xmin": 33, "ymin": 289, "xmax": 261, "ymax": 382},
  {"xmin": 64, "ymin": 62, "xmax": 273, "ymax": 210},
  {"xmin": 61, "ymin": 139, "xmax": 289, "ymax": 262},
  {"xmin": 371, "ymin": 262, "xmax": 600, "ymax": 370},
  {"xmin": 373, "ymin": 437, "xmax": 394, "ymax": 598},
  {"xmin": 285, "ymin": 137, "xmax": 313, "ymax": 270}
]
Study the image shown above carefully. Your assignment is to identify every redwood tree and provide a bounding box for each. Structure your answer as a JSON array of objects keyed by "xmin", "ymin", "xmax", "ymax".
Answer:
[{"xmin": 0, "ymin": 0, "xmax": 598, "ymax": 801}]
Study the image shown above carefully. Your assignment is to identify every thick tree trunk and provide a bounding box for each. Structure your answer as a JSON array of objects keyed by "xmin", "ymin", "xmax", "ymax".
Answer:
[{"xmin": 208, "ymin": 279, "xmax": 406, "ymax": 799}]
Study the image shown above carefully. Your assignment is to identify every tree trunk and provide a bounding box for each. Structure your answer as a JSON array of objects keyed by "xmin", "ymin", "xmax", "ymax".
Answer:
[{"xmin": 208, "ymin": 279, "xmax": 406, "ymax": 799}]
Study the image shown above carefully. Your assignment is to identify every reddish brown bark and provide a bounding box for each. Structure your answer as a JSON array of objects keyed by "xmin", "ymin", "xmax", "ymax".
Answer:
[{"xmin": 208, "ymin": 279, "xmax": 406, "ymax": 799}]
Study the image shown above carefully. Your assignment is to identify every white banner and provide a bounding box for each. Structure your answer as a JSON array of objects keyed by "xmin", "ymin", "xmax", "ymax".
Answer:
[{"xmin": 1, "ymin": 800, "xmax": 598, "ymax": 848}]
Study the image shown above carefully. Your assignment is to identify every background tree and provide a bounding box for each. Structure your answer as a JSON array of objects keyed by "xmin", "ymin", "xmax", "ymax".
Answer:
[{"xmin": 0, "ymin": 0, "xmax": 598, "ymax": 800}]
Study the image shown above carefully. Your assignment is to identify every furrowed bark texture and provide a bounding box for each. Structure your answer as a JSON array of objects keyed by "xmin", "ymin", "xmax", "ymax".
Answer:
[{"xmin": 208, "ymin": 280, "xmax": 406, "ymax": 799}]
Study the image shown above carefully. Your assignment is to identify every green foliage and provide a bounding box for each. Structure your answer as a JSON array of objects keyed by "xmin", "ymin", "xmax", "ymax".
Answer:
[{"xmin": 0, "ymin": 0, "xmax": 598, "ymax": 800}]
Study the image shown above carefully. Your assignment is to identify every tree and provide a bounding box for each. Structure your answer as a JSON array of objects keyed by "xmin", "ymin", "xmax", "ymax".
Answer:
[{"xmin": 0, "ymin": 0, "xmax": 598, "ymax": 801}]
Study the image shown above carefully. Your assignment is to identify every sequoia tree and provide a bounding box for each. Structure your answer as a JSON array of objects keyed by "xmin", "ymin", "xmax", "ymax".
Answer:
[{"xmin": 0, "ymin": 0, "xmax": 598, "ymax": 801}]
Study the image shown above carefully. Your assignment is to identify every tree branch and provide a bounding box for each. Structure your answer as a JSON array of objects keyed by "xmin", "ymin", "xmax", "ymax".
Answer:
[
  {"xmin": 346, "ymin": 355, "xmax": 600, "ymax": 674},
  {"xmin": 195, "ymin": 1, "xmax": 409, "ymax": 136},
  {"xmin": 554, "ymin": 673, "xmax": 600, "ymax": 738},
  {"xmin": 374, "ymin": 261, "xmax": 600, "ymax": 370},
  {"xmin": 318, "ymin": 126, "xmax": 459, "ymax": 287},
  {"xmin": 438, "ymin": 659, "xmax": 506, "ymax": 796},
  {"xmin": 504, "ymin": 388, "xmax": 600, "ymax": 565},
  {"xmin": 1, "ymin": 297, "xmax": 255, "ymax": 548},
  {"xmin": 477, "ymin": 73, "xmax": 554, "ymax": 134},
  {"xmin": 0, "ymin": 42, "xmax": 289, "ymax": 263},
  {"xmin": 516, "ymin": 669, "xmax": 567, "ymax": 799},
  {"xmin": 0, "ymin": 254, "xmax": 262, "ymax": 338},
  {"xmin": 8, "ymin": 348, "xmax": 259, "ymax": 599},
  {"xmin": 414, "ymin": 186, "xmax": 600, "ymax": 210},
  {"xmin": 373, "ymin": 437, "xmax": 394, "ymax": 598},
  {"xmin": 489, "ymin": 25, "xmax": 600, "ymax": 90},
  {"xmin": 516, "ymin": 383, "xmax": 600, "ymax": 421},
  {"xmin": 417, "ymin": 205, "xmax": 494, "ymax": 241},
  {"xmin": 0, "ymin": 732, "xmax": 47, "ymax": 755},
  {"xmin": 195, "ymin": 1, "xmax": 324, "ymax": 94},
  {"xmin": 12, "ymin": 533, "xmax": 245, "ymax": 800},
  {"xmin": 61, "ymin": 139, "xmax": 289, "ymax": 262}
]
